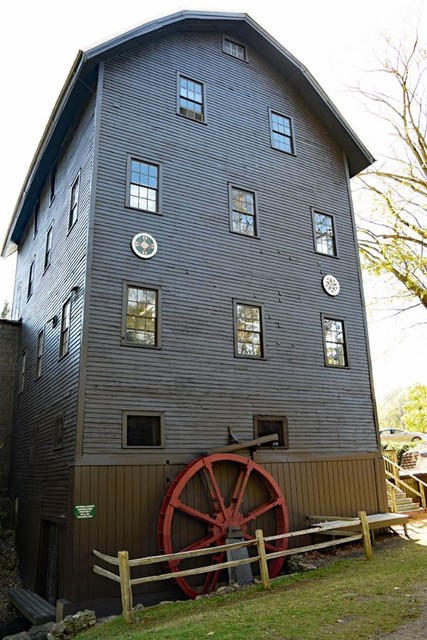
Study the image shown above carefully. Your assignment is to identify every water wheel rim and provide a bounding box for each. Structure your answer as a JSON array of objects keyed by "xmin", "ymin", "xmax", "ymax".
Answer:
[{"xmin": 158, "ymin": 453, "xmax": 289, "ymax": 598}]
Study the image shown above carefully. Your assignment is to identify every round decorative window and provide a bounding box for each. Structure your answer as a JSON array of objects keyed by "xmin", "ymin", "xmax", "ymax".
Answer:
[
  {"xmin": 322, "ymin": 274, "xmax": 340, "ymax": 297},
  {"xmin": 131, "ymin": 233, "xmax": 158, "ymax": 259}
]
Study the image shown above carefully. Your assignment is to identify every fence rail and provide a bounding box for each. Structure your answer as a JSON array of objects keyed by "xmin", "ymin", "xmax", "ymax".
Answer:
[{"xmin": 93, "ymin": 511, "xmax": 372, "ymax": 624}]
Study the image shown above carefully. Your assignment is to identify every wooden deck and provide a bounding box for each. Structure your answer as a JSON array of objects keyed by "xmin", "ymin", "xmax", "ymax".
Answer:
[{"xmin": 8, "ymin": 589, "xmax": 56, "ymax": 625}]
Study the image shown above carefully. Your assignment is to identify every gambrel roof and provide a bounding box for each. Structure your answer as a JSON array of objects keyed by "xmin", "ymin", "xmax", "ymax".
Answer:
[{"xmin": 2, "ymin": 10, "xmax": 374, "ymax": 257}]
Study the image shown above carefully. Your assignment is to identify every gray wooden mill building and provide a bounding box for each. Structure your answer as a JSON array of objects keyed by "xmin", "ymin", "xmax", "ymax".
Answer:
[{"xmin": 1, "ymin": 11, "xmax": 387, "ymax": 616}]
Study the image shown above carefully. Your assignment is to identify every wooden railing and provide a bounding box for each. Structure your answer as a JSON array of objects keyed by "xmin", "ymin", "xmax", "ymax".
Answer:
[
  {"xmin": 383, "ymin": 456, "xmax": 427, "ymax": 511},
  {"xmin": 93, "ymin": 511, "xmax": 373, "ymax": 623}
]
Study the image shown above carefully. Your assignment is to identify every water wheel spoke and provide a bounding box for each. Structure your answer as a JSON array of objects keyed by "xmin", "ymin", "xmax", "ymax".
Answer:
[
  {"xmin": 170, "ymin": 496, "xmax": 218, "ymax": 526},
  {"xmin": 168, "ymin": 532, "xmax": 225, "ymax": 569},
  {"xmin": 202, "ymin": 551, "xmax": 226, "ymax": 594},
  {"xmin": 230, "ymin": 464, "xmax": 253, "ymax": 518},
  {"xmin": 240, "ymin": 498, "xmax": 280, "ymax": 525},
  {"xmin": 202, "ymin": 460, "xmax": 227, "ymax": 517}
]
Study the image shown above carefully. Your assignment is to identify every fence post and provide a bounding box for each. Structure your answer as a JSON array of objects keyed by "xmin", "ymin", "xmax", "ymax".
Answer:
[
  {"xmin": 358, "ymin": 511, "xmax": 373, "ymax": 561},
  {"xmin": 418, "ymin": 481, "xmax": 427, "ymax": 509},
  {"xmin": 118, "ymin": 550, "xmax": 134, "ymax": 623},
  {"xmin": 255, "ymin": 529, "xmax": 271, "ymax": 590}
]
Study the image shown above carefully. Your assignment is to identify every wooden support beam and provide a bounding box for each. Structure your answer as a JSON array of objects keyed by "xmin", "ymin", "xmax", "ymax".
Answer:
[{"xmin": 207, "ymin": 434, "xmax": 279, "ymax": 455}]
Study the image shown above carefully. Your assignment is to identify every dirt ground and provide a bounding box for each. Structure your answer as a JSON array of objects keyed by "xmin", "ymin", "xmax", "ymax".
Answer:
[
  {"xmin": 0, "ymin": 529, "xmax": 22, "ymax": 624},
  {"xmin": 378, "ymin": 513, "xmax": 427, "ymax": 640}
]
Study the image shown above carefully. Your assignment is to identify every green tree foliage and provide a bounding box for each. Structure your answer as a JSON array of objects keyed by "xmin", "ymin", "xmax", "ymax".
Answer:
[
  {"xmin": 356, "ymin": 36, "xmax": 427, "ymax": 310},
  {"xmin": 377, "ymin": 383, "xmax": 427, "ymax": 432},
  {"xmin": 1, "ymin": 301, "xmax": 10, "ymax": 319},
  {"xmin": 402, "ymin": 383, "xmax": 427, "ymax": 432},
  {"xmin": 377, "ymin": 387, "xmax": 407, "ymax": 429}
]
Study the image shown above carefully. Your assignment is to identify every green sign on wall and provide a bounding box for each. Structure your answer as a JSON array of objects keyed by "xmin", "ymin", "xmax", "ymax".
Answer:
[{"xmin": 73, "ymin": 504, "xmax": 96, "ymax": 519}]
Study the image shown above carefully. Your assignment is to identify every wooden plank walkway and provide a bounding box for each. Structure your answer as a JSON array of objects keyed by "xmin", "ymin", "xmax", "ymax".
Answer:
[
  {"xmin": 309, "ymin": 512, "xmax": 409, "ymax": 535},
  {"xmin": 8, "ymin": 589, "xmax": 56, "ymax": 625}
]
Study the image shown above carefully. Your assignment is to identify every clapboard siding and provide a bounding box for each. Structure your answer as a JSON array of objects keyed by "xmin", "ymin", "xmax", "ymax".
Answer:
[
  {"xmin": 82, "ymin": 30, "xmax": 377, "ymax": 458},
  {"xmin": 70, "ymin": 456, "xmax": 386, "ymax": 603},
  {"xmin": 11, "ymin": 95, "xmax": 96, "ymax": 515}
]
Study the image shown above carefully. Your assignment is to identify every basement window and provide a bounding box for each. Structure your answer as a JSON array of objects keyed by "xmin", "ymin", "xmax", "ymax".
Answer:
[
  {"xmin": 254, "ymin": 416, "xmax": 289, "ymax": 448},
  {"xmin": 123, "ymin": 413, "xmax": 164, "ymax": 448}
]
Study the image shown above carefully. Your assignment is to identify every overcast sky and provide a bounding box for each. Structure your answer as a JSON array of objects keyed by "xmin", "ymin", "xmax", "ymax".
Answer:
[{"xmin": 0, "ymin": 0, "xmax": 426, "ymax": 398}]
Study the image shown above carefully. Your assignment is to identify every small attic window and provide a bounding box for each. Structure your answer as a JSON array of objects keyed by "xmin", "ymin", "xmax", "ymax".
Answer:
[{"xmin": 223, "ymin": 37, "xmax": 247, "ymax": 61}]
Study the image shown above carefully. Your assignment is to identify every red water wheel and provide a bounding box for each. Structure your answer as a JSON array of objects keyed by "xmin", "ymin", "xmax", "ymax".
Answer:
[{"xmin": 158, "ymin": 453, "xmax": 289, "ymax": 598}]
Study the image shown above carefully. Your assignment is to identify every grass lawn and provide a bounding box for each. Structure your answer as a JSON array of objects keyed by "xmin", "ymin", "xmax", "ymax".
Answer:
[{"xmin": 75, "ymin": 533, "xmax": 427, "ymax": 640}]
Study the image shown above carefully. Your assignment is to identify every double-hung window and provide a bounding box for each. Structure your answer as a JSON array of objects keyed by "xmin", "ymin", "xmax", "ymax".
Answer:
[
  {"xmin": 36, "ymin": 330, "xmax": 44, "ymax": 379},
  {"xmin": 20, "ymin": 352, "xmax": 26, "ymax": 393},
  {"xmin": 44, "ymin": 226, "xmax": 53, "ymax": 270},
  {"xmin": 235, "ymin": 302, "xmax": 264, "ymax": 358},
  {"xmin": 323, "ymin": 317, "xmax": 348, "ymax": 367},
  {"xmin": 128, "ymin": 158, "xmax": 160, "ymax": 213},
  {"xmin": 59, "ymin": 298, "xmax": 71, "ymax": 358},
  {"xmin": 69, "ymin": 173, "xmax": 80, "ymax": 230},
  {"xmin": 178, "ymin": 75, "xmax": 205, "ymax": 122},
  {"xmin": 27, "ymin": 260, "xmax": 35, "ymax": 300},
  {"xmin": 123, "ymin": 284, "xmax": 160, "ymax": 347},
  {"xmin": 53, "ymin": 413, "xmax": 64, "ymax": 449},
  {"xmin": 270, "ymin": 110, "xmax": 295, "ymax": 154},
  {"xmin": 49, "ymin": 165, "xmax": 56, "ymax": 204},
  {"xmin": 313, "ymin": 211, "xmax": 337, "ymax": 256},
  {"xmin": 33, "ymin": 201, "xmax": 40, "ymax": 239},
  {"xmin": 230, "ymin": 187, "xmax": 257, "ymax": 237}
]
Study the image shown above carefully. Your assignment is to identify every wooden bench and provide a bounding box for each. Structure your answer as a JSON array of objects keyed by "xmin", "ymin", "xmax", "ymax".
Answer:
[{"xmin": 8, "ymin": 589, "xmax": 56, "ymax": 625}]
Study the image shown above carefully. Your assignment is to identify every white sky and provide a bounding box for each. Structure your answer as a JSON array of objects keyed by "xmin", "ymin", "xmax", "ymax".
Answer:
[{"xmin": 0, "ymin": 0, "xmax": 426, "ymax": 398}]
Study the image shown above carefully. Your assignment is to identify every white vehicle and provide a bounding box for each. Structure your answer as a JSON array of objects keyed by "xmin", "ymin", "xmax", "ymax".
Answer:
[{"xmin": 379, "ymin": 428, "xmax": 427, "ymax": 443}]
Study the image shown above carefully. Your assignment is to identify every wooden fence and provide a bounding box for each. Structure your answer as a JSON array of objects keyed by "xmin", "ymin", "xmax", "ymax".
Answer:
[{"xmin": 93, "ymin": 511, "xmax": 373, "ymax": 623}]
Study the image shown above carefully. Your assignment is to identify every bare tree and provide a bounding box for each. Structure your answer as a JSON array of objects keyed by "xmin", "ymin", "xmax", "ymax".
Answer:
[{"xmin": 356, "ymin": 36, "xmax": 427, "ymax": 310}]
